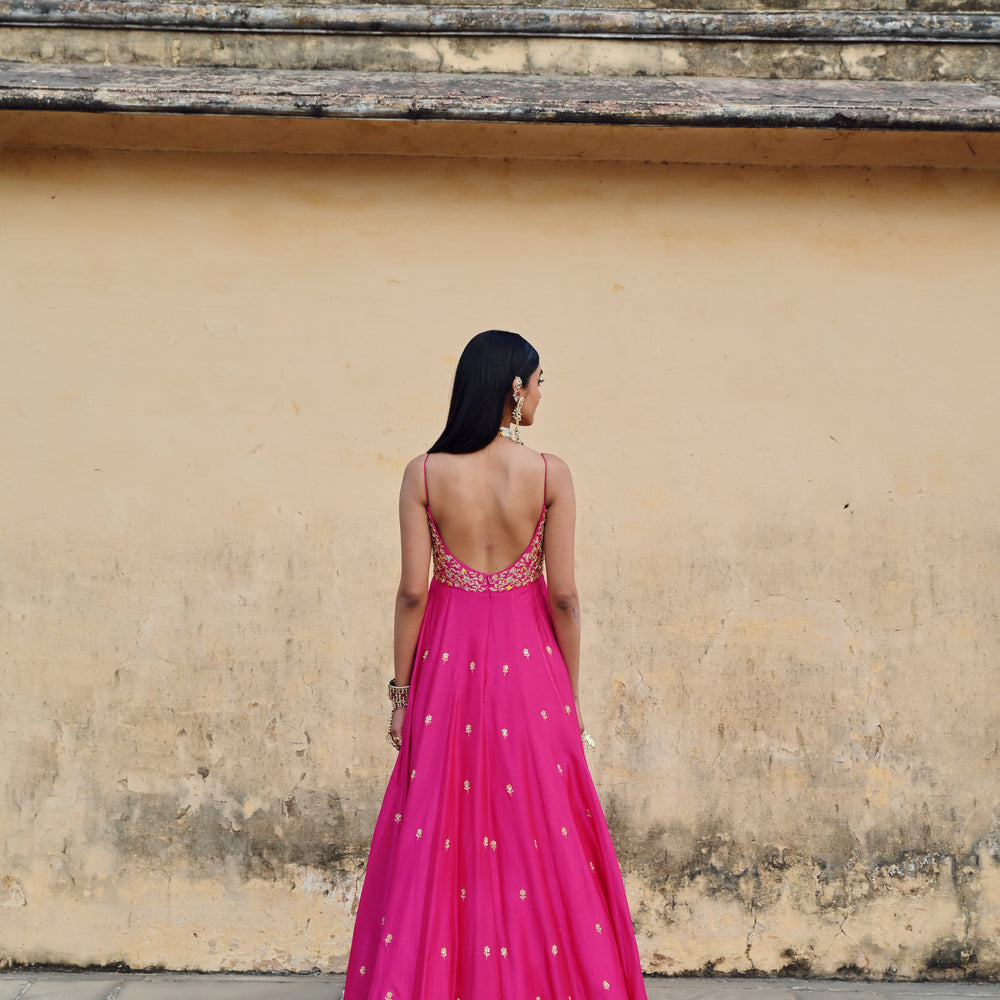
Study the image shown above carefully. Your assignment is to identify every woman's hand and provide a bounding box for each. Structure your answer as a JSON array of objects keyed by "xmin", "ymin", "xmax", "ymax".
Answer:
[{"xmin": 389, "ymin": 706, "xmax": 406, "ymax": 751}]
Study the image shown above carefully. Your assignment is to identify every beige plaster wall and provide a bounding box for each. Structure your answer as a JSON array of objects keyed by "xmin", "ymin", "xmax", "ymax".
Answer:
[{"xmin": 1, "ymin": 120, "xmax": 999, "ymax": 979}]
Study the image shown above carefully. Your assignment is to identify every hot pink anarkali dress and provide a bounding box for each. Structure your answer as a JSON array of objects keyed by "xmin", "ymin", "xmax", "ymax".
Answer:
[{"xmin": 345, "ymin": 459, "xmax": 646, "ymax": 1000}]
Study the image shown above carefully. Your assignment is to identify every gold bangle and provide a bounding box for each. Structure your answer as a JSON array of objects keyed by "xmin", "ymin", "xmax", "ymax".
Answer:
[{"xmin": 388, "ymin": 679, "xmax": 410, "ymax": 709}]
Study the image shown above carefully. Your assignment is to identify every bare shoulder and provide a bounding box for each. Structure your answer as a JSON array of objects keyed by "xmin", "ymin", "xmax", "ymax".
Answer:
[
  {"xmin": 541, "ymin": 452, "xmax": 574, "ymax": 502},
  {"xmin": 541, "ymin": 452, "xmax": 573, "ymax": 480},
  {"xmin": 400, "ymin": 453, "xmax": 429, "ymax": 504}
]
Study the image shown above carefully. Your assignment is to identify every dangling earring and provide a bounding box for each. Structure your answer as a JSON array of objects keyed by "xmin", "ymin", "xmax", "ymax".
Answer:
[{"xmin": 512, "ymin": 377, "xmax": 524, "ymax": 444}]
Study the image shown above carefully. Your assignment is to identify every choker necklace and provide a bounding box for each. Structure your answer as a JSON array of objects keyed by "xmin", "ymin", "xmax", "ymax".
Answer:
[{"xmin": 497, "ymin": 426, "xmax": 523, "ymax": 445}]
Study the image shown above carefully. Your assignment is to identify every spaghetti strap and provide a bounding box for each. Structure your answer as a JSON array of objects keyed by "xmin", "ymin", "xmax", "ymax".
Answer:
[{"xmin": 542, "ymin": 454, "xmax": 548, "ymax": 509}]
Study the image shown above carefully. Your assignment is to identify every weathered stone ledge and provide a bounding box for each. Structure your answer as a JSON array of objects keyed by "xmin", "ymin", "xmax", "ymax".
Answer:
[
  {"xmin": 3, "ymin": 0, "xmax": 999, "ymax": 43},
  {"xmin": 2, "ymin": 62, "xmax": 999, "ymax": 130}
]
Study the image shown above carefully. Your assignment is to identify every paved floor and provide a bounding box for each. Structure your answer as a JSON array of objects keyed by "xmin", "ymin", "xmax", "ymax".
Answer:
[{"xmin": 3, "ymin": 975, "xmax": 1000, "ymax": 1000}]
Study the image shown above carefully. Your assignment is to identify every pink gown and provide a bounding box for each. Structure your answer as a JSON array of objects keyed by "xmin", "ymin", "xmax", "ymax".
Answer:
[{"xmin": 344, "ymin": 457, "xmax": 647, "ymax": 1000}]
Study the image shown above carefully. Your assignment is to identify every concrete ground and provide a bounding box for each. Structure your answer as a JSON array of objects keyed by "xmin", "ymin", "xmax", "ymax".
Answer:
[{"xmin": 3, "ymin": 975, "xmax": 1000, "ymax": 1000}]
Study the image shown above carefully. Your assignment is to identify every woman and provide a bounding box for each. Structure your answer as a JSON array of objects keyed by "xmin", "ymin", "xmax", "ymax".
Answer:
[{"xmin": 345, "ymin": 330, "xmax": 646, "ymax": 1000}]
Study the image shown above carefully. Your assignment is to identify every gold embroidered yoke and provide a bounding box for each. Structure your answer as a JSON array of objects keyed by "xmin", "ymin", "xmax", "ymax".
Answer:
[{"xmin": 428, "ymin": 509, "xmax": 546, "ymax": 594}]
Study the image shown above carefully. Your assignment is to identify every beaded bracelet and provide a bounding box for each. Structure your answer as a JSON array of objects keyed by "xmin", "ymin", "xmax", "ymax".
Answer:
[
  {"xmin": 386, "ymin": 679, "xmax": 410, "ymax": 751},
  {"xmin": 388, "ymin": 679, "xmax": 410, "ymax": 709}
]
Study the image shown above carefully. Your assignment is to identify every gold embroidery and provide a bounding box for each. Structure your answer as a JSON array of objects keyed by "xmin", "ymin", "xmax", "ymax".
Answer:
[{"xmin": 430, "ymin": 510, "xmax": 545, "ymax": 593}]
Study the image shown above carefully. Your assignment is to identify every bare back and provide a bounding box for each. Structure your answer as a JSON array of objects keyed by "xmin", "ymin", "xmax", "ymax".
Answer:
[{"xmin": 425, "ymin": 443, "xmax": 546, "ymax": 575}]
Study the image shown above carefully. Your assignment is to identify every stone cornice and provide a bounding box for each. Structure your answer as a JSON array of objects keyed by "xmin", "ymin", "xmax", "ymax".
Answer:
[
  {"xmin": 2, "ymin": 0, "xmax": 999, "ymax": 43},
  {"xmin": 2, "ymin": 63, "xmax": 999, "ymax": 129}
]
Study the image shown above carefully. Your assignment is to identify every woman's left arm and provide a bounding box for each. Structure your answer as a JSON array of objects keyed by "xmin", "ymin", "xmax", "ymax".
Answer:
[{"xmin": 390, "ymin": 456, "xmax": 432, "ymax": 743}]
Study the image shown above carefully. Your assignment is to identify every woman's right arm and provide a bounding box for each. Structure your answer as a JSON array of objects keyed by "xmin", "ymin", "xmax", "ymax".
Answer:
[
  {"xmin": 390, "ymin": 456, "xmax": 432, "ymax": 744},
  {"xmin": 542, "ymin": 454, "xmax": 583, "ymax": 729}
]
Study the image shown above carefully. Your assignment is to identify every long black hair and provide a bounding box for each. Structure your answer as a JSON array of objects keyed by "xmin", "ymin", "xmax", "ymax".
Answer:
[{"xmin": 429, "ymin": 330, "xmax": 540, "ymax": 454}]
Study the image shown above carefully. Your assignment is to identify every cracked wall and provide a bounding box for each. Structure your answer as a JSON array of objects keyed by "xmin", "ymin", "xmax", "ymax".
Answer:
[{"xmin": 1, "ymin": 124, "xmax": 999, "ymax": 978}]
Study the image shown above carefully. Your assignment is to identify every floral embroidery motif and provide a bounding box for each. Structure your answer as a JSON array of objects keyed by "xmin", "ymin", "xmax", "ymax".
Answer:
[
  {"xmin": 384, "ymin": 933, "xmax": 393, "ymax": 945},
  {"xmin": 541, "ymin": 710, "xmax": 548, "ymax": 720},
  {"xmin": 416, "ymin": 828, "xmax": 423, "ymax": 839},
  {"xmin": 483, "ymin": 946, "xmax": 491, "ymax": 958},
  {"xmin": 490, "ymin": 840, "xmax": 497, "ymax": 851},
  {"xmin": 483, "ymin": 836, "xmax": 489, "ymax": 848},
  {"xmin": 429, "ymin": 509, "xmax": 545, "ymax": 592},
  {"xmin": 394, "ymin": 813, "xmax": 402, "ymax": 823},
  {"xmin": 464, "ymin": 780, "xmax": 471, "ymax": 792},
  {"xmin": 561, "ymin": 826, "xmax": 568, "ymax": 837},
  {"xmin": 359, "ymin": 967, "xmax": 366, "ymax": 976},
  {"xmin": 441, "ymin": 948, "xmax": 447, "ymax": 958},
  {"xmin": 546, "ymin": 645, "xmax": 553, "ymax": 654},
  {"xmin": 441, "ymin": 652, "xmax": 449, "ymax": 662},
  {"xmin": 501, "ymin": 729, "xmax": 508, "ymax": 740},
  {"xmin": 519, "ymin": 888, "xmax": 527, "ymax": 900},
  {"xmin": 422, "ymin": 651, "xmax": 429, "ymax": 660},
  {"xmin": 410, "ymin": 770, "xmax": 416, "ymax": 781},
  {"xmin": 502, "ymin": 664, "xmax": 509, "ymax": 675},
  {"xmin": 595, "ymin": 923, "xmax": 603, "ymax": 934},
  {"xmin": 469, "ymin": 661, "xmax": 476, "ymax": 672},
  {"xmin": 501, "ymin": 947, "xmax": 508, "ymax": 958},
  {"xmin": 522, "ymin": 648, "xmax": 530, "ymax": 658},
  {"xmin": 603, "ymin": 981, "xmax": 611, "ymax": 990},
  {"xmin": 465, "ymin": 724, "xmax": 472, "ymax": 735},
  {"xmin": 506, "ymin": 783, "xmax": 514, "ymax": 796},
  {"xmin": 425, "ymin": 715, "xmax": 433, "ymax": 725},
  {"xmin": 445, "ymin": 838, "xmax": 451, "ymax": 851},
  {"xmin": 551, "ymin": 945, "xmax": 558, "ymax": 956},
  {"xmin": 460, "ymin": 888, "xmax": 467, "ymax": 900}
]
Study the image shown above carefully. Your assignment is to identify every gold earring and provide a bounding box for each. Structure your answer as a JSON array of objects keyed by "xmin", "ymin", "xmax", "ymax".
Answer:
[{"xmin": 512, "ymin": 378, "xmax": 524, "ymax": 444}]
